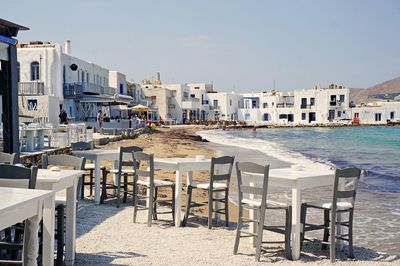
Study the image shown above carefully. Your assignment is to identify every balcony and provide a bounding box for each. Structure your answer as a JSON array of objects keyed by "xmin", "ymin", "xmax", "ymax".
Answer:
[
  {"xmin": 300, "ymin": 104, "xmax": 312, "ymax": 109},
  {"xmin": 181, "ymin": 99, "xmax": 200, "ymax": 109},
  {"xmin": 330, "ymin": 101, "xmax": 342, "ymax": 107},
  {"xmin": 276, "ymin": 103, "xmax": 294, "ymax": 108},
  {"xmin": 18, "ymin": 82, "xmax": 45, "ymax": 95},
  {"xmin": 64, "ymin": 83, "xmax": 83, "ymax": 98}
]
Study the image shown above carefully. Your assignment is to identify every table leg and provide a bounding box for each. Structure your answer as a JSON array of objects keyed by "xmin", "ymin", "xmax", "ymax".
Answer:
[
  {"xmin": 291, "ymin": 183, "xmax": 302, "ymax": 260},
  {"xmin": 37, "ymin": 130, "xmax": 44, "ymax": 150},
  {"xmin": 65, "ymin": 178, "xmax": 77, "ymax": 265},
  {"xmin": 174, "ymin": 170, "xmax": 182, "ymax": 227},
  {"xmin": 41, "ymin": 194, "xmax": 55, "ymax": 266},
  {"xmin": 23, "ymin": 201, "xmax": 43, "ymax": 266},
  {"xmin": 94, "ymin": 159, "xmax": 101, "ymax": 204}
]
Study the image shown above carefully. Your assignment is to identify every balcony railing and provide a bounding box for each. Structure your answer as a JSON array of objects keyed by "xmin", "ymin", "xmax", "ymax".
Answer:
[
  {"xmin": 300, "ymin": 104, "xmax": 312, "ymax": 109},
  {"xmin": 18, "ymin": 82, "xmax": 45, "ymax": 95},
  {"xmin": 276, "ymin": 103, "xmax": 294, "ymax": 108},
  {"xmin": 64, "ymin": 83, "xmax": 83, "ymax": 98}
]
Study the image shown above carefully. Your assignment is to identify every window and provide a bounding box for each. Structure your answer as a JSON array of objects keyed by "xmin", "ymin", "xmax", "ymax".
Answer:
[
  {"xmin": 194, "ymin": 86, "xmax": 200, "ymax": 90},
  {"xmin": 213, "ymin": 99, "xmax": 218, "ymax": 108},
  {"xmin": 30, "ymin": 61, "xmax": 40, "ymax": 81},
  {"xmin": 375, "ymin": 113, "xmax": 382, "ymax": 121},
  {"xmin": 82, "ymin": 71, "xmax": 85, "ymax": 83},
  {"xmin": 279, "ymin": 114, "xmax": 288, "ymax": 119},
  {"xmin": 252, "ymin": 100, "xmax": 257, "ymax": 108},
  {"xmin": 245, "ymin": 113, "xmax": 251, "ymax": 121},
  {"xmin": 301, "ymin": 113, "xmax": 306, "ymax": 120},
  {"xmin": 354, "ymin": 113, "xmax": 359, "ymax": 118},
  {"xmin": 338, "ymin": 111, "xmax": 341, "ymax": 117},
  {"xmin": 343, "ymin": 111, "xmax": 346, "ymax": 114},
  {"xmin": 330, "ymin": 95, "xmax": 336, "ymax": 102},
  {"xmin": 340, "ymin": 95, "xmax": 345, "ymax": 102},
  {"xmin": 309, "ymin": 112, "xmax": 316, "ymax": 122},
  {"xmin": 310, "ymin": 97, "xmax": 315, "ymax": 106},
  {"xmin": 390, "ymin": 112, "xmax": 395, "ymax": 120},
  {"xmin": 301, "ymin": 98, "xmax": 307, "ymax": 108},
  {"xmin": 120, "ymin": 83, "xmax": 123, "ymax": 94},
  {"xmin": 230, "ymin": 99, "xmax": 232, "ymax": 106},
  {"xmin": 272, "ymin": 102, "xmax": 274, "ymax": 107},
  {"xmin": 328, "ymin": 110, "xmax": 335, "ymax": 120},
  {"xmin": 263, "ymin": 102, "xmax": 268, "ymax": 108},
  {"xmin": 190, "ymin": 94, "xmax": 195, "ymax": 99},
  {"xmin": 86, "ymin": 72, "xmax": 89, "ymax": 83},
  {"xmin": 77, "ymin": 70, "xmax": 81, "ymax": 83},
  {"xmin": 263, "ymin": 113, "xmax": 269, "ymax": 121},
  {"xmin": 27, "ymin": 99, "xmax": 38, "ymax": 111}
]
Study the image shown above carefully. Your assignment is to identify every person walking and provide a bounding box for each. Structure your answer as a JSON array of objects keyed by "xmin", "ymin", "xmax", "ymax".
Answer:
[{"xmin": 97, "ymin": 110, "xmax": 103, "ymax": 128}]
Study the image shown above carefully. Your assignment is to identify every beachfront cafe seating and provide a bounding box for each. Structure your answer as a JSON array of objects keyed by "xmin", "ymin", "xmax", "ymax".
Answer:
[
  {"xmin": 300, "ymin": 167, "xmax": 362, "ymax": 262},
  {"xmin": 233, "ymin": 162, "xmax": 292, "ymax": 261},
  {"xmin": 182, "ymin": 156, "xmax": 235, "ymax": 229},
  {"xmin": 71, "ymin": 141, "xmax": 97, "ymax": 199},
  {"xmin": 101, "ymin": 146, "xmax": 143, "ymax": 207},
  {"xmin": 41, "ymin": 154, "xmax": 85, "ymax": 265},
  {"xmin": 0, "ymin": 164, "xmax": 38, "ymax": 264},
  {"xmin": 0, "ymin": 152, "xmax": 17, "ymax": 164},
  {"xmin": 132, "ymin": 151, "xmax": 175, "ymax": 227}
]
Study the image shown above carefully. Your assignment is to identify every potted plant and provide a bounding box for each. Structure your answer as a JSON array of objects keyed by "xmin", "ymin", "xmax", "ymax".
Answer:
[
  {"xmin": 56, "ymin": 128, "xmax": 68, "ymax": 148},
  {"xmin": 86, "ymin": 125, "xmax": 94, "ymax": 141}
]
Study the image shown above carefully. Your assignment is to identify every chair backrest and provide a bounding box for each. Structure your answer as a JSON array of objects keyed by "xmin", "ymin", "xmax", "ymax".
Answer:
[
  {"xmin": 42, "ymin": 154, "xmax": 85, "ymax": 170},
  {"xmin": 42, "ymin": 154, "xmax": 85, "ymax": 200},
  {"xmin": 0, "ymin": 164, "xmax": 38, "ymax": 189},
  {"xmin": 118, "ymin": 146, "xmax": 143, "ymax": 172},
  {"xmin": 236, "ymin": 162, "xmax": 269, "ymax": 208},
  {"xmin": 71, "ymin": 141, "xmax": 94, "ymax": 150},
  {"xmin": 132, "ymin": 151, "xmax": 154, "ymax": 185},
  {"xmin": 333, "ymin": 167, "xmax": 362, "ymax": 208},
  {"xmin": 0, "ymin": 152, "xmax": 17, "ymax": 164},
  {"xmin": 210, "ymin": 156, "xmax": 235, "ymax": 187}
]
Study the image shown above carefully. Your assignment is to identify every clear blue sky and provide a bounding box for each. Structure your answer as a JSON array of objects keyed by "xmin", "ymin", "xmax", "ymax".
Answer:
[{"xmin": 2, "ymin": 0, "xmax": 400, "ymax": 92}]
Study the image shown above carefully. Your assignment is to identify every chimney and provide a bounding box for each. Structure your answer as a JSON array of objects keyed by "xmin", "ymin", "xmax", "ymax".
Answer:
[{"xmin": 64, "ymin": 40, "xmax": 71, "ymax": 55}]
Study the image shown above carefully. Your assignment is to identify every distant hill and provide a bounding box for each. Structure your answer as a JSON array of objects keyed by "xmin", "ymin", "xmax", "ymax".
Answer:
[{"xmin": 350, "ymin": 76, "xmax": 400, "ymax": 104}]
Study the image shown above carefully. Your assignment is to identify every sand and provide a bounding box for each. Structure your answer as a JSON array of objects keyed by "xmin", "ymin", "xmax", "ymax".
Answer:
[{"xmin": 75, "ymin": 126, "xmax": 400, "ymax": 265}]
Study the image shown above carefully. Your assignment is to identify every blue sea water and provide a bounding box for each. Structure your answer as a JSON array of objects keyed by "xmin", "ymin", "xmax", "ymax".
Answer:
[{"xmin": 200, "ymin": 126, "xmax": 400, "ymax": 193}]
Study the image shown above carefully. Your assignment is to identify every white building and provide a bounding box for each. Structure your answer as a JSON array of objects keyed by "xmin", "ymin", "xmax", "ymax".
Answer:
[
  {"xmin": 17, "ymin": 40, "xmax": 131, "ymax": 124},
  {"xmin": 238, "ymin": 91, "xmax": 294, "ymax": 124},
  {"xmin": 293, "ymin": 84, "xmax": 350, "ymax": 124},
  {"xmin": 351, "ymin": 101, "xmax": 400, "ymax": 124},
  {"xmin": 207, "ymin": 92, "xmax": 242, "ymax": 121}
]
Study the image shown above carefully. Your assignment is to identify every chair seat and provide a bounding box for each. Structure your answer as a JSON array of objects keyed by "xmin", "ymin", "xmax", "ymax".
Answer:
[
  {"xmin": 192, "ymin": 182, "xmax": 227, "ymax": 190},
  {"xmin": 241, "ymin": 198, "xmax": 288, "ymax": 208},
  {"xmin": 137, "ymin": 178, "xmax": 173, "ymax": 187},
  {"xmin": 108, "ymin": 169, "xmax": 136, "ymax": 174},
  {"xmin": 307, "ymin": 201, "xmax": 353, "ymax": 210}
]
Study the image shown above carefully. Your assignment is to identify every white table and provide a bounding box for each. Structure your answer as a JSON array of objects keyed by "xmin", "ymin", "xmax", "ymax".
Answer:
[
  {"xmin": 72, "ymin": 150, "xmax": 120, "ymax": 203},
  {"xmin": 0, "ymin": 187, "xmax": 54, "ymax": 266},
  {"xmin": 23, "ymin": 128, "xmax": 47, "ymax": 151},
  {"xmin": 36, "ymin": 169, "xmax": 85, "ymax": 266},
  {"xmin": 247, "ymin": 167, "xmax": 335, "ymax": 261},
  {"xmin": 153, "ymin": 158, "xmax": 211, "ymax": 227}
]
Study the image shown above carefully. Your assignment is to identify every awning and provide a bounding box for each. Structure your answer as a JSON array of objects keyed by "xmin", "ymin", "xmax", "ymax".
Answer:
[
  {"xmin": 80, "ymin": 95, "xmax": 114, "ymax": 103},
  {"xmin": 129, "ymin": 104, "xmax": 150, "ymax": 112},
  {"xmin": 111, "ymin": 105, "xmax": 128, "ymax": 110},
  {"xmin": 113, "ymin": 93, "xmax": 133, "ymax": 105}
]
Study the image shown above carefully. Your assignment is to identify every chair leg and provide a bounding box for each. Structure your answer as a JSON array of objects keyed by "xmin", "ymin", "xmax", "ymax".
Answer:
[
  {"xmin": 147, "ymin": 188, "xmax": 154, "ymax": 227},
  {"xmin": 225, "ymin": 188, "xmax": 229, "ymax": 227},
  {"xmin": 255, "ymin": 207, "xmax": 265, "ymax": 262},
  {"xmin": 348, "ymin": 211, "xmax": 355, "ymax": 258},
  {"xmin": 56, "ymin": 205, "xmax": 65, "ymax": 266},
  {"xmin": 285, "ymin": 206, "xmax": 292, "ymax": 260},
  {"xmin": 153, "ymin": 187, "xmax": 158, "ymax": 221},
  {"xmin": 123, "ymin": 174, "xmax": 128, "ymax": 203},
  {"xmin": 116, "ymin": 173, "xmax": 121, "ymax": 208},
  {"xmin": 330, "ymin": 211, "xmax": 336, "ymax": 263},
  {"xmin": 89, "ymin": 169, "xmax": 94, "ymax": 196},
  {"xmin": 300, "ymin": 204, "xmax": 307, "ymax": 250},
  {"xmin": 182, "ymin": 186, "xmax": 192, "ymax": 226},
  {"xmin": 233, "ymin": 204, "xmax": 243, "ymax": 255},
  {"xmin": 322, "ymin": 209, "xmax": 330, "ymax": 250},
  {"xmin": 100, "ymin": 169, "xmax": 107, "ymax": 204},
  {"xmin": 81, "ymin": 174, "xmax": 85, "ymax": 200},
  {"xmin": 171, "ymin": 185, "xmax": 175, "ymax": 224},
  {"xmin": 208, "ymin": 190, "xmax": 213, "ymax": 229},
  {"xmin": 133, "ymin": 179, "xmax": 139, "ymax": 223}
]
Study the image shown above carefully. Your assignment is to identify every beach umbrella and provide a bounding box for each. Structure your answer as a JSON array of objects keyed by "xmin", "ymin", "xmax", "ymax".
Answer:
[{"xmin": 129, "ymin": 104, "xmax": 149, "ymax": 112}]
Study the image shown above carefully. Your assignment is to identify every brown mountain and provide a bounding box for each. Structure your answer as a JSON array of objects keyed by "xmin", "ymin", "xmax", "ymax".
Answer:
[{"xmin": 350, "ymin": 76, "xmax": 400, "ymax": 104}]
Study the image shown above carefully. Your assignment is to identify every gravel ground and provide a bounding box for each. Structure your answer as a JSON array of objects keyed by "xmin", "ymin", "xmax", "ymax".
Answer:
[{"xmin": 75, "ymin": 200, "xmax": 399, "ymax": 265}]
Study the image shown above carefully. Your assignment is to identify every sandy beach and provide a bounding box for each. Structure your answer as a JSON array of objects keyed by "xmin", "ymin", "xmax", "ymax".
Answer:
[{"xmin": 75, "ymin": 126, "xmax": 400, "ymax": 265}]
